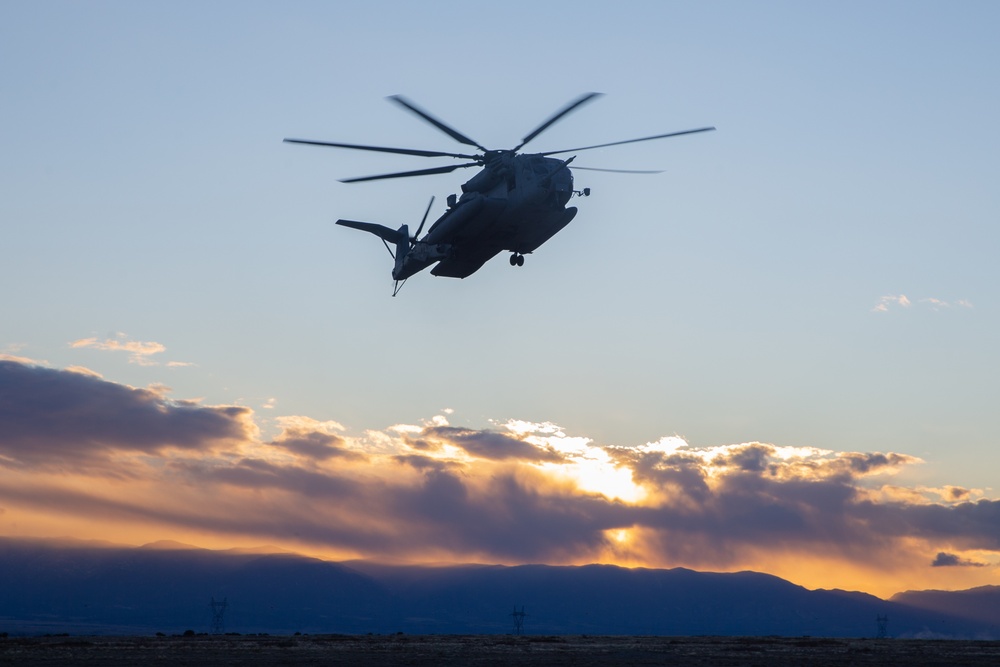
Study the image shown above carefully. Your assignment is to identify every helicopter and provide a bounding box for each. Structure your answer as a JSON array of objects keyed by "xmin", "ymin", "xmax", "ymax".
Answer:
[{"xmin": 285, "ymin": 93, "xmax": 714, "ymax": 295}]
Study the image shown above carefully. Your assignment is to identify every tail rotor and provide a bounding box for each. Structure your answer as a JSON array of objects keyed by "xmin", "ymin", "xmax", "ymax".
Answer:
[
  {"xmin": 412, "ymin": 196, "xmax": 435, "ymax": 242},
  {"xmin": 334, "ymin": 197, "xmax": 437, "ymax": 296}
]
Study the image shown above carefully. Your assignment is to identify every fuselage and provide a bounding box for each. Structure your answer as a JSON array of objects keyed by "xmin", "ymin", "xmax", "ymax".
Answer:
[{"xmin": 394, "ymin": 153, "xmax": 578, "ymax": 280}]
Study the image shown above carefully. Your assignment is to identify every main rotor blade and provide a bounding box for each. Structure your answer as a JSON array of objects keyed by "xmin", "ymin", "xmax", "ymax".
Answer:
[
  {"xmin": 571, "ymin": 166, "xmax": 664, "ymax": 174},
  {"xmin": 513, "ymin": 92, "xmax": 603, "ymax": 152},
  {"xmin": 414, "ymin": 196, "xmax": 435, "ymax": 240},
  {"xmin": 283, "ymin": 138, "xmax": 477, "ymax": 160},
  {"xmin": 539, "ymin": 126, "xmax": 715, "ymax": 156},
  {"xmin": 340, "ymin": 162, "xmax": 479, "ymax": 184},
  {"xmin": 387, "ymin": 95, "xmax": 488, "ymax": 152}
]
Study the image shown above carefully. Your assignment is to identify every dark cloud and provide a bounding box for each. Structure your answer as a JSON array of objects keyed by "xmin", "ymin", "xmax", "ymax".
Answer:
[
  {"xmin": 860, "ymin": 499, "xmax": 1000, "ymax": 551},
  {"xmin": 618, "ymin": 471, "xmax": 859, "ymax": 562},
  {"xmin": 404, "ymin": 437, "xmax": 440, "ymax": 452},
  {"xmin": 0, "ymin": 360, "xmax": 252, "ymax": 469},
  {"xmin": 625, "ymin": 451, "xmax": 712, "ymax": 503},
  {"xmin": 186, "ymin": 457, "xmax": 363, "ymax": 501},
  {"xmin": 712, "ymin": 443, "xmax": 771, "ymax": 472},
  {"xmin": 931, "ymin": 552, "xmax": 986, "ymax": 568},
  {"xmin": 412, "ymin": 426, "xmax": 566, "ymax": 462},
  {"xmin": 840, "ymin": 452, "xmax": 912, "ymax": 474},
  {"xmin": 946, "ymin": 487, "xmax": 971, "ymax": 501},
  {"xmin": 605, "ymin": 444, "xmax": 985, "ymax": 567},
  {"xmin": 393, "ymin": 454, "xmax": 456, "ymax": 472},
  {"xmin": 384, "ymin": 467, "xmax": 631, "ymax": 561},
  {"xmin": 192, "ymin": 454, "xmax": 628, "ymax": 561},
  {"xmin": 270, "ymin": 428, "xmax": 364, "ymax": 462}
]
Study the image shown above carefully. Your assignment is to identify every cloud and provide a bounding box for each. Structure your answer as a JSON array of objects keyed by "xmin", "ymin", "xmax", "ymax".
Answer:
[
  {"xmin": 864, "ymin": 499, "xmax": 1000, "ymax": 551},
  {"xmin": 0, "ymin": 358, "xmax": 997, "ymax": 594},
  {"xmin": 270, "ymin": 417, "xmax": 364, "ymax": 462},
  {"xmin": 0, "ymin": 360, "xmax": 254, "ymax": 471},
  {"xmin": 0, "ymin": 345, "xmax": 33, "ymax": 365},
  {"xmin": 71, "ymin": 334, "xmax": 165, "ymax": 365},
  {"xmin": 921, "ymin": 298, "xmax": 974, "ymax": 311},
  {"xmin": 873, "ymin": 294, "xmax": 911, "ymax": 312},
  {"xmin": 64, "ymin": 365, "xmax": 104, "ymax": 378},
  {"xmin": 408, "ymin": 425, "xmax": 567, "ymax": 463},
  {"xmin": 0, "ymin": 353, "xmax": 39, "ymax": 364},
  {"xmin": 70, "ymin": 333, "xmax": 193, "ymax": 367},
  {"xmin": 943, "ymin": 486, "xmax": 973, "ymax": 501},
  {"xmin": 873, "ymin": 295, "xmax": 973, "ymax": 313},
  {"xmin": 931, "ymin": 552, "xmax": 986, "ymax": 568}
]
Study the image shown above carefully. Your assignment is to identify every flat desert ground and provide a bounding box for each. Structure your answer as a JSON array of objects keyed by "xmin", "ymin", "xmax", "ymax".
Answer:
[{"xmin": 2, "ymin": 634, "xmax": 1000, "ymax": 666}]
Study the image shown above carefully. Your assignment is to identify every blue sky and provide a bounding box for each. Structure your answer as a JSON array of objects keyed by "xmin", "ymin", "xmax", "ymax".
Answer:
[{"xmin": 2, "ymin": 2, "xmax": 999, "ymax": 594}]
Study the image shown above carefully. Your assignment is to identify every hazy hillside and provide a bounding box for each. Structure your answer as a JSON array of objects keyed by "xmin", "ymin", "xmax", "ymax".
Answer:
[
  {"xmin": 0, "ymin": 537, "xmax": 387, "ymax": 635},
  {"xmin": 0, "ymin": 538, "xmax": 995, "ymax": 638},
  {"xmin": 892, "ymin": 586, "xmax": 1000, "ymax": 629}
]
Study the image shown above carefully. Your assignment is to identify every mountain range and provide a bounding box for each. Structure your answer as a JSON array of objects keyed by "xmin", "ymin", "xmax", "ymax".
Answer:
[{"xmin": 0, "ymin": 537, "xmax": 996, "ymax": 638}]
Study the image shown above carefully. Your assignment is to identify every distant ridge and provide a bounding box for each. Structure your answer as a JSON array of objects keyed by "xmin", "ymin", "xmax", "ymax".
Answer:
[
  {"xmin": 137, "ymin": 540, "xmax": 290, "ymax": 555},
  {"xmin": 0, "ymin": 537, "xmax": 996, "ymax": 638},
  {"xmin": 892, "ymin": 586, "xmax": 1000, "ymax": 628},
  {"xmin": 138, "ymin": 540, "xmax": 205, "ymax": 551}
]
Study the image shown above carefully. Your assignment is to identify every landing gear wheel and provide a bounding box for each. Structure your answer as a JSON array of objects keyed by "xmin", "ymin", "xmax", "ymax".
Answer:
[
  {"xmin": 509, "ymin": 254, "xmax": 518, "ymax": 266},
  {"xmin": 516, "ymin": 254, "xmax": 524, "ymax": 266}
]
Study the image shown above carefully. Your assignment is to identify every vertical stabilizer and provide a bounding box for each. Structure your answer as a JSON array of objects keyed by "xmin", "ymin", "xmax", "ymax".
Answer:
[{"xmin": 392, "ymin": 224, "xmax": 410, "ymax": 278}]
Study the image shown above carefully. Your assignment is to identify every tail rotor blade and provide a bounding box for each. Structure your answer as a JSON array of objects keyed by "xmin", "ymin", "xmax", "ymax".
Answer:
[{"xmin": 413, "ymin": 196, "xmax": 435, "ymax": 240}]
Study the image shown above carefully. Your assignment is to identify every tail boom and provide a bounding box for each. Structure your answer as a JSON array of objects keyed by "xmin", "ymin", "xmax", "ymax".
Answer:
[{"xmin": 335, "ymin": 219, "xmax": 449, "ymax": 281}]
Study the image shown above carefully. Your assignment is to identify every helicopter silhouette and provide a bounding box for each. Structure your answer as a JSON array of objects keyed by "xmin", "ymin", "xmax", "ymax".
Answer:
[{"xmin": 285, "ymin": 93, "xmax": 714, "ymax": 295}]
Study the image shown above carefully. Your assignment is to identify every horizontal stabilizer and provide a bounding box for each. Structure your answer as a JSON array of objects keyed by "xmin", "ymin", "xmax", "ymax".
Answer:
[{"xmin": 336, "ymin": 219, "xmax": 407, "ymax": 244}]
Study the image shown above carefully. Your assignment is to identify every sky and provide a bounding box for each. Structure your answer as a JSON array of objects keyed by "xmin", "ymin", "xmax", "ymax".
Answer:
[{"xmin": 1, "ymin": 1, "xmax": 999, "ymax": 598}]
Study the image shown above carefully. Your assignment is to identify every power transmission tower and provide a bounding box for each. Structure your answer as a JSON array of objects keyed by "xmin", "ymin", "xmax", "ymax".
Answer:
[
  {"xmin": 210, "ymin": 597, "xmax": 228, "ymax": 634},
  {"xmin": 511, "ymin": 605, "xmax": 526, "ymax": 635},
  {"xmin": 875, "ymin": 614, "xmax": 888, "ymax": 639}
]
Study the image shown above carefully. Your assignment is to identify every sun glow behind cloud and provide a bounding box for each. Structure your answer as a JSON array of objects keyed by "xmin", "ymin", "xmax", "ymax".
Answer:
[
  {"xmin": 0, "ymin": 358, "xmax": 998, "ymax": 597},
  {"xmin": 505, "ymin": 419, "xmax": 646, "ymax": 503}
]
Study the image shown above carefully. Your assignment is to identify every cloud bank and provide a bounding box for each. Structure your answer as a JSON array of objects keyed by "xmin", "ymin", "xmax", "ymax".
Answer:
[{"xmin": 0, "ymin": 359, "xmax": 996, "ymax": 595}]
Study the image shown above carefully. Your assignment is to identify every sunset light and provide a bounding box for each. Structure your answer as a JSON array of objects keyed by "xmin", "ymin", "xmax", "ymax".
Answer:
[{"xmin": 2, "ymin": 1, "xmax": 998, "ymax": 642}]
